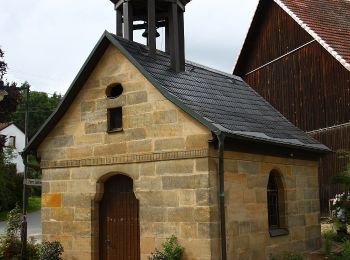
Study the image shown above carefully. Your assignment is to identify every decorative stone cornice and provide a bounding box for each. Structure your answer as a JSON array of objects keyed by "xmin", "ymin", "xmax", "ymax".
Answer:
[{"xmin": 40, "ymin": 149, "xmax": 208, "ymax": 169}]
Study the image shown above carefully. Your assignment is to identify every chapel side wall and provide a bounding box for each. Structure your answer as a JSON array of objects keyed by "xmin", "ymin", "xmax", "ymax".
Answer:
[
  {"xmin": 38, "ymin": 44, "xmax": 217, "ymax": 260},
  {"xmin": 224, "ymin": 151, "xmax": 321, "ymax": 259}
]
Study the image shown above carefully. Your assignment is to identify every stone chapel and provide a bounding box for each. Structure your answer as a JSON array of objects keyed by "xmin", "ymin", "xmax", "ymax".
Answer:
[{"xmin": 24, "ymin": 0, "xmax": 330, "ymax": 259}]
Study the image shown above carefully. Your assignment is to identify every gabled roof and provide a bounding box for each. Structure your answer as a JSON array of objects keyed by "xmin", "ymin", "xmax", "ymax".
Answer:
[
  {"xmin": 235, "ymin": 0, "xmax": 350, "ymax": 72},
  {"xmin": 0, "ymin": 122, "xmax": 12, "ymax": 131},
  {"xmin": 24, "ymin": 31, "xmax": 330, "ymax": 154}
]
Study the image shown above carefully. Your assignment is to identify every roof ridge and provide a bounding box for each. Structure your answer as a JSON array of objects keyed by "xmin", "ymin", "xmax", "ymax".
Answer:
[
  {"xmin": 274, "ymin": 0, "xmax": 350, "ymax": 71},
  {"xmin": 112, "ymin": 34, "xmax": 244, "ymax": 81}
]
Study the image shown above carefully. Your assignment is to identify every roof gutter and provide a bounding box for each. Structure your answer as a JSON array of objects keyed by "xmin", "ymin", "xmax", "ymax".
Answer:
[{"xmin": 215, "ymin": 131, "xmax": 227, "ymax": 260}]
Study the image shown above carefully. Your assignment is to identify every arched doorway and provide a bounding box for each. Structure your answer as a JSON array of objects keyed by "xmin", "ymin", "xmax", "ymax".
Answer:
[{"xmin": 99, "ymin": 175, "xmax": 140, "ymax": 260}]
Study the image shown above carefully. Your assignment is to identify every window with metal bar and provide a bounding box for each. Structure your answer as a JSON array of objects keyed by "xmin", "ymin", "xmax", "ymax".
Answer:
[{"xmin": 267, "ymin": 171, "xmax": 289, "ymax": 237}]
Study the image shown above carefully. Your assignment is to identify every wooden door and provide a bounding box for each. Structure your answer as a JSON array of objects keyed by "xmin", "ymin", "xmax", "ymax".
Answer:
[{"xmin": 99, "ymin": 175, "xmax": 140, "ymax": 260}]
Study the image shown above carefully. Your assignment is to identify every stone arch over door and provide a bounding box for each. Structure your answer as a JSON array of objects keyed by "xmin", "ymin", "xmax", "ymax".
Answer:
[{"xmin": 99, "ymin": 174, "xmax": 140, "ymax": 260}]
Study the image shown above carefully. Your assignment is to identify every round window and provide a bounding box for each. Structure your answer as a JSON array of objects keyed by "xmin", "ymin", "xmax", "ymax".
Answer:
[{"xmin": 106, "ymin": 84, "xmax": 123, "ymax": 98}]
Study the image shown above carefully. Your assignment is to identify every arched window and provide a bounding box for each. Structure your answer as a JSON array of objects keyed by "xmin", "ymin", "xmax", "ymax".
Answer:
[{"xmin": 267, "ymin": 171, "xmax": 289, "ymax": 236}]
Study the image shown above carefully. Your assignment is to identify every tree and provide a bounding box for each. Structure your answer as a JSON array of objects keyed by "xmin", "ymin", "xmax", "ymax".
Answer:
[
  {"xmin": 5, "ymin": 90, "xmax": 62, "ymax": 137},
  {"xmin": 0, "ymin": 48, "xmax": 20, "ymax": 121}
]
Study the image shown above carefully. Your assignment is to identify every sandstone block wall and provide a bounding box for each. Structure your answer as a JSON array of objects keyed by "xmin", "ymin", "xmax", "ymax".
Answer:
[
  {"xmin": 224, "ymin": 151, "xmax": 320, "ymax": 259},
  {"xmin": 38, "ymin": 44, "xmax": 218, "ymax": 260}
]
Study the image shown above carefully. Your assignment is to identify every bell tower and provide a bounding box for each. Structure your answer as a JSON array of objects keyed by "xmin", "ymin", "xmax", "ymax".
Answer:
[{"xmin": 109, "ymin": 0, "xmax": 191, "ymax": 72}]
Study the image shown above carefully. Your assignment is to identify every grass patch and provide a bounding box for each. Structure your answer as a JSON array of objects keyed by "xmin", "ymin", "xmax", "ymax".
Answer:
[
  {"xmin": 0, "ymin": 196, "xmax": 41, "ymax": 221},
  {"xmin": 27, "ymin": 196, "xmax": 41, "ymax": 213}
]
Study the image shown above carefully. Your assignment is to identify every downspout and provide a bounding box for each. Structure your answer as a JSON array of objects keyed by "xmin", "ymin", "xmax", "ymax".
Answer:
[{"xmin": 216, "ymin": 132, "xmax": 227, "ymax": 260}]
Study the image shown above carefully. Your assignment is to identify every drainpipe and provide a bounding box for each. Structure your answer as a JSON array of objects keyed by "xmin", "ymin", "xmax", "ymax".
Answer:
[{"xmin": 216, "ymin": 133, "xmax": 227, "ymax": 260}]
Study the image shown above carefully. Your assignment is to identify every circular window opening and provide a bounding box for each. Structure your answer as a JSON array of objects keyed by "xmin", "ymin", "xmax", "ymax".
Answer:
[{"xmin": 106, "ymin": 84, "xmax": 123, "ymax": 98}]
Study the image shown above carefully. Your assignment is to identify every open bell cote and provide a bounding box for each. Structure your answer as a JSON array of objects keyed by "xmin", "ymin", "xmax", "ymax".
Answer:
[{"xmin": 109, "ymin": 0, "xmax": 191, "ymax": 72}]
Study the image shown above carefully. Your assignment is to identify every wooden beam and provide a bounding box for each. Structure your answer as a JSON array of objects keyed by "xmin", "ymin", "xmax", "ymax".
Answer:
[
  {"xmin": 116, "ymin": 9, "xmax": 123, "ymax": 37},
  {"xmin": 165, "ymin": 19, "xmax": 170, "ymax": 54},
  {"xmin": 148, "ymin": 0, "xmax": 156, "ymax": 58},
  {"xmin": 178, "ymin": 10, "xmax": 185, "ymax": 71},
  {"xmin": 123, "ymin": 1, "xmax": 133, "ymax": 41},
  {"xmin": 114, "ymin": 0, "xmax": 124, "ymax": 10},
  {"xmin": 169, "ymin": 2, "xmax": 180, "ymax": 72}
]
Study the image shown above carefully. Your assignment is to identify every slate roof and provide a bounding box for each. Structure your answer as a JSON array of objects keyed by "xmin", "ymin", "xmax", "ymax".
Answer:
[{"xmin": 24, "ymin": 31, "xmax": 330, "ymax": 154}]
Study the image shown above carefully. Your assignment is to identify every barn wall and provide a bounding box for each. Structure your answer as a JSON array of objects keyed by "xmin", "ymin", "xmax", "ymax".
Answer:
[
  {"xmin": 310, "ymin": 125, "xmax": 350, "ymax": 215},
  {"xmin": 236, "ymin": 0, "xmax": 350, "ymax": 215}
]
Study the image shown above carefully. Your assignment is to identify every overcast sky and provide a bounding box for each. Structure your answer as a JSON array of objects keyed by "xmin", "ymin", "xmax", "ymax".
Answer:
[{"xmin": 0, "ymin": 0, "xmax": 258, "ymax": 95}]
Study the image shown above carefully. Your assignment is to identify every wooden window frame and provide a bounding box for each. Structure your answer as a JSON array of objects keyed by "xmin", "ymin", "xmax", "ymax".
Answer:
[{"xmin": 107, "ymin": 107, "xmax": 123, "ymax": 133}]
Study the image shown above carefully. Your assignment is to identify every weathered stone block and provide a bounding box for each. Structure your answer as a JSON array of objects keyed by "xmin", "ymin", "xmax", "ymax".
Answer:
[
  {"xmin": 124, "ymin": 113, "xmax": 152, "ymax": 129},
  {"xmin": 94, "ymin": 143, "xmax": 127, "ymax": 156},
  {"xmin": 75, "ymin": 208, "xmax": 91, "ymax": 221},
  {"xmin": 156, "ymin": 160, "xmax": 194, "ymax": 175},
  {"xmin": 185, "ymin": 134, "xmax": 209, "ymax": 150},
  {"xmin": 179, "ymin": 190, "xmax": 196, "ymax": 206},
  {"xmin": 149, "ymin": 124, "xmax": 183, "ymax": 138},
  {"xmin": 81, "ymin": 101, "xmax": 96, "ymax": 113},
  {"xmin": 153, "ymin": 110, "xmax": 177, "ymax": 124},
  {"xmin": 85, "ymin": 121, "xmax": 107, "ymax": 134},
  {"xmin": 180, "ymin": 223, "xmax": 197, "ymax": 239},
  {"xmin": 50, "ymin": 208, "xmax": 75, "ymax": 222},
  {"xmin": 162, "ymin": 175, "xmax": 208, "ymax": 190},
  {"xmin": 288, "ymin": 215, "xmax": 306, "ymax": 227},
  {"xmin": 50, "ymin": 181, "xmax": 68, "ymax": 193},
  {"xmin": 127, "ymin": 139, "xmax": 152, "ymax": 153},
  {"xmin": 67, "ymin": 181, "xmax": 96, "ymax": 193},
  {"xmin": 237, "ymin": 161, "xmax": 260, "ymax": 175},
  {"xmin": 136, "ymin": 176, "xmax": 162, "ymax": 190},
  {"xmin": 125, "ymin": 128, "xmax": 147, "ymax": 141},
  {"xmin": 154, "ymin": 138, "xmax": 185, "ymax": 151},
  {"xmin": 193, "ymin": 207, "xmax": 211, "ymax": 222},
  {"xmin": 140, "ymin": 207, "xmax": 166, "ymax": 222},
  {"xmin": 140, "ymin": 162, "xmax": 155, "ymax": 176},
  {"xmin": 43, "ymin": 169, "xmax": 70, "ymax": 181},
  {"xmin": 62, "ymin": 221, "xmax": 91, "ymax": 236},
  {"xmin": 141, "ymin": 237, "xmax": 155, "ymax": 254},
  {"xmin": 198, "ymin": 223, "xmax": 220, "ymax": 239},
  {"xmin": 62, "ymin": 193, "xmax": 92, "ymax": 208},
  {"xmin": 127, "ymin": 91, "xmax": 148, "ymax": 105},
  {"xmin": 42, "ymin": 193, "xmax": 62, "ymax": 208},
  {"xmin": 42, "ymin": 222, "xmax": 62, "ymax": 235},
  {"xmin": 66, "ymin": 146, "xmax": 93, "ymax": 158},
  {"xmin": 105, "ymin": 95, "xmax": 126, "ymax": 109},
  {"xmin": 168, "ymin": 207, "xmax": 194, "ymax": 222},
  {"xmin": 137, "ymin": 191, "xmax": 178, "ymax": 207}
]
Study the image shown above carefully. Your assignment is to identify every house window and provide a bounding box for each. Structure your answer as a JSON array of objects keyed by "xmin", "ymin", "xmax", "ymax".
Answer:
[
  {"xmin": 108, "ymin": 107, "xmax": 123, "ymax": 132},
  {"xmin": 267, "ymin": 171, "xmax": 289, "ymax": 237},
  {"xmin": 106, "ymin": 84, "xmax": 123, "ymax": 99},
  {"xmin": 8, "ymin": 136, "xmax": 16, "ymax": 148}
]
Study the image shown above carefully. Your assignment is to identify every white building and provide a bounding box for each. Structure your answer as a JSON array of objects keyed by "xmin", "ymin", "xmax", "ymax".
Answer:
[{"xmin": 0, "ymin": 122, "xmax": 25, "ymax": 173}]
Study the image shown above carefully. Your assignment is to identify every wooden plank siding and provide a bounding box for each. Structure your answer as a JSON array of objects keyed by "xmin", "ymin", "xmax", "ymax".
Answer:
[
  {"xmin": 310, "ymin": 126, "xmax": 350, "ymax": 216},
  {"xmin": 235, "ymin": 0, "xmax": 350, "ymax": 214}
]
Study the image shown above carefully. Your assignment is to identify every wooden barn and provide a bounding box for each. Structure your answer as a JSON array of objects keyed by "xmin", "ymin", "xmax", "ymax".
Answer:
[{"xmin": 234, "ymin": 0, "xmax": 350, "ymax": 215}]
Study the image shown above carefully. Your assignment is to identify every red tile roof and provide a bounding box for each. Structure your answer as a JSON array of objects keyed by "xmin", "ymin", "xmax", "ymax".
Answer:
[
  {"xmin": 0, "ymin": 122, "xmax": 11, "ymax": 131},
  {"xmin": 275, "ymin": 0, "xmax": 350, "ymax": 71}
]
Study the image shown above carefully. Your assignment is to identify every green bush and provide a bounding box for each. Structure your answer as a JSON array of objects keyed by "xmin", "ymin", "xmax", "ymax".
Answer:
[
  {"xmin": 38, "ymin": 241, "xmax": 64, "ymax": 260},
  {"xmin": 149, "ymin": 235, "xmax": 184, "ymax": 260},
  {"xmin": 323, "ymin": 229, "xmax": 337, "ymax": 256},
  {"xmin": 0, "ymin": 205, "xmax": 63, "ymax": 260},
  {"xmin": 270, "ymin": 252, "xmax": 304, "ymax": 260}
]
